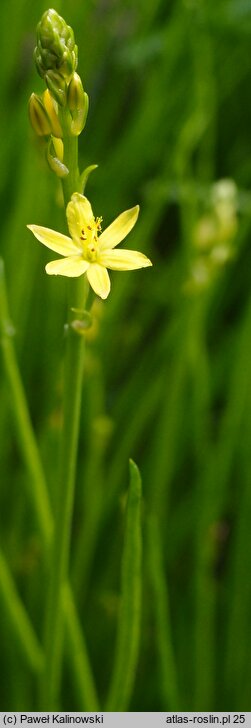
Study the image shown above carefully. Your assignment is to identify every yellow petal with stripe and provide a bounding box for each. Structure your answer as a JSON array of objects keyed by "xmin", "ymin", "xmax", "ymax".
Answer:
[
  {"xmin": 66, "ymin": 193, "xmax": 94, "ymax": 242},
  {"xmin": 27, "ymin": 225, "xmax": 78, "ymax": 256},
  {"xmin": 100, "ymin": 248, "xmax": 152, "ymax": 270},
  {"xmin": 45, "ymin": 256, "xmax": 89, "ymax": 277},
  {"xmin": 87, "ymin": 263, "xmax": 111, "ymax": 299},
  {"xmin": 99, "ymin": 206, "xmax": 139, "ymax": 251}
]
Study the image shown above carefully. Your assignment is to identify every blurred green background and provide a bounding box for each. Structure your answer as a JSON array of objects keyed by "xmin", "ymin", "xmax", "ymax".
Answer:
[{"xmin": 1, "ymin": 0, "xmax": 251, "ymax": 712}]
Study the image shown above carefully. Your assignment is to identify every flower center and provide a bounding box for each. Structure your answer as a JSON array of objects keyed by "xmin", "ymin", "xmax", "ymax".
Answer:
[
  {"xmin": 80, "ymin": 216, "xmax": 103, "ymax": 262},
  {"xmin": 86, "ymin": 242, "xmax": 98, "ymax": 262}
]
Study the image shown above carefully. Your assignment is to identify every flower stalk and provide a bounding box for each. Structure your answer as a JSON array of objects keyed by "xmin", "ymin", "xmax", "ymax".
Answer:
[
  {"xmin": 42, "ymin": 279, "xmax": 88, "ymax": 708},
  {"xmin": 59, "ymin": 107, "xmax": 82, "ymax": 203},
  {"xmin": 28, "ymin": 7, "xmax": 152, "ymax": 708},
  {"xmin": 38, "ymin": 39, "xmax": 89, "ymax": 706}
]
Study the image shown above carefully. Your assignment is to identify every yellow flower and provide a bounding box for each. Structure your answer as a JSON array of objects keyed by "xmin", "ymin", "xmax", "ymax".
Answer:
[{"xmin": 27, "ymin": 193, "xmax": 152, "ymax": 299}]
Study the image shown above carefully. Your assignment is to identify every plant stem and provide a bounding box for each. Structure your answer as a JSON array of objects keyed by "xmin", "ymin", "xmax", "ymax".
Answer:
[
  {"xmin": 42, "ymin": 116, "xmax": 90, "ymax": 708},
  {"xmin": 42, "ymin": 291, "xmax": 87, "ymax": 707},
  {"xmin": 60, "ymin": 108, "xmax": 82, "ymax": 204}
]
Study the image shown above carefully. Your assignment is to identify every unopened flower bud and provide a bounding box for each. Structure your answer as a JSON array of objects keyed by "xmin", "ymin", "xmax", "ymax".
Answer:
[
  {"xmin": 47, "ymin": 137, "xmax": 69, "ymax": 178},
  {"xmin": 67, "ymin": 73, "xmax": 89, "ymax": 135},
  {"xmin": 67, "ymin": 72, "xmax": 85, "ymax": 111},
  {"xmin": 42, "ymin": 89, "xmax": 63, "ymax": 138},
  {"xmin": 45, "ymin": 70, "xmax": 67, "ymax": 107},
  {"xmin": 28, "ymin": 93, "xmax": 52, "ymax": 136},
  {"xmin": 52, "ymin": 137, "xmax": 64, "ymax": 162},
  {"xmin": 34, "ymin": 8, "xmax": 78, "ymax": 83}
]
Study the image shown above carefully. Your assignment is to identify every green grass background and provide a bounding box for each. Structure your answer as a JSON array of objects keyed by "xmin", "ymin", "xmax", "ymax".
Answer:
[{"xmin": 1, "ymin": 0, "xmax": 251, "ymax": 711}]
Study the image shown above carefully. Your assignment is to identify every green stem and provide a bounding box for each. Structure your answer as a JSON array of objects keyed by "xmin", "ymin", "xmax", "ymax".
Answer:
[
  {"xmin": 42, "ymin": 280, "xmax": 88, "ymax": 710},
  {"xmin": 60, "ymin": 108, "xmax": 82, "ymax": 203},
  {"xmin": 42, "ymin": 118, "xmax": 89, "ymax": 708}
]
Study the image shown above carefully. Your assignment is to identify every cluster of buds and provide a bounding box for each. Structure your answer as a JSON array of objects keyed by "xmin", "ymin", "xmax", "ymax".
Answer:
[
  {"xmin": 187, "ymin": 179, "xmax": 238, "ymax": 293},
  {"xmin": 34, "ymin": 8, "xmax": 78, "ymax": 106},
  {"xmin": 29, "ymin": 9, "xmax": 89, "ymax": 178},
  {"xmin": 28, "ymin": 88, "xmax": 68, "ymax": 177}
]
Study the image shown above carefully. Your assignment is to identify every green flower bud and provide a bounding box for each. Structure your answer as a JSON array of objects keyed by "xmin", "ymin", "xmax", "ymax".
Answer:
[
  {"xmin": 45, "ymin": 70, "xmax": 67, "ymax": 107},
  {"xmin": 34, "ymin": 9, "xmax": 78, "ymax": 103},
  {"xmin": 28, "ymin": 92, "xmax": 52, "ymax": 136},
  {"xmin": 67, "ymin": 73, "xmax": 89, "ymax": 135}
]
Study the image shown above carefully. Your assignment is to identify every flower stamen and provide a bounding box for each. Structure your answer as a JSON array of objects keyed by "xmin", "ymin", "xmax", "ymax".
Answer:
[{"xmin": 96, "ymin": 216, "xmax": 103, "ymax": 232}]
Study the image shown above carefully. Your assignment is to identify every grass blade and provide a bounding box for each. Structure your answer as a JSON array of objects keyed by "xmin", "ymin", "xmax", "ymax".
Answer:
[{"xmin": 105, "ymin": 459, "xmax": 142, "ymax": 710}]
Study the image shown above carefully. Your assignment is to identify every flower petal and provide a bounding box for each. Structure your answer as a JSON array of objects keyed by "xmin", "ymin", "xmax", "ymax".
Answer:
[
  {"xmin": 99, "ymin": 205, "xmax": 139, "ymax": 251},
  {"xmin": 87, "ymin": 263, "xmax": 111, "ymax": 299},
  {"xmin": 66, "ymin": 193, "xmax": 94, "ymax": 242},
  {"xmin": 27, "ymin": 225, "xmax": 78, "ymax": 256},
  {"xmin": 99, "ymin": 248, "xmax": 152, "ymax": 270},
  {"xmin": 45, "ymin": 256, "xmax": 89, "ymax": 277}
]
